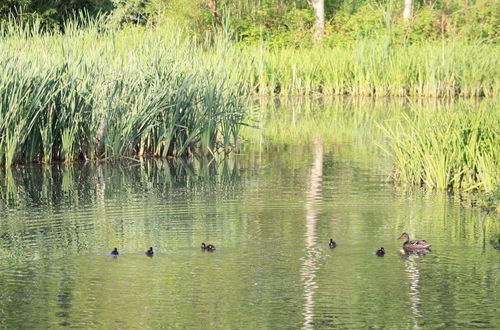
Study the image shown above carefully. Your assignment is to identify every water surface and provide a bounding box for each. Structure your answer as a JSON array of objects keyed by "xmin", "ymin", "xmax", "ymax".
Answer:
[{"xmin": 0, "ymin": 100, "xmax": 499, "ymax": 329}]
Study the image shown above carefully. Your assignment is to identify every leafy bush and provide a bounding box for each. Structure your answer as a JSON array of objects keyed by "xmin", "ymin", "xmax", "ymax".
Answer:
[
  {"xmin": 109, "ymin": 0, "xmax": 150, "ymax": 26},
  {"xmin": 0, "ymin": 0, "xmax": 113, "ymax": 29}
]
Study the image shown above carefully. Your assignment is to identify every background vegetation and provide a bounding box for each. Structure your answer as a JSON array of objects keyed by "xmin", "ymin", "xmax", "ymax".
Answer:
[{"xmin": 1, "ymin": 0, "xmax": 498, "ymax": 45}]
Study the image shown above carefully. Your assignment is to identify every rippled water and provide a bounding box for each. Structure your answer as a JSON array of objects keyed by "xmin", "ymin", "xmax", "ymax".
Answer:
[{"xmin": 1, "ymin": 104, "xmax": 499, "ymax": 328}]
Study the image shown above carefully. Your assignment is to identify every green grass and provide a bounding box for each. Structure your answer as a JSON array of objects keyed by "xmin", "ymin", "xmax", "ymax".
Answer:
[
  {"xmin": 243, "ymin": 41, "xmax": 499, "ymax": 97},
  {"xmin": 0, "ymin": 19, "xmax": 248, "ymax": 168},
  {"xmin": 380, "ymin": 99, "xmax": 499, "ymax": 192}
]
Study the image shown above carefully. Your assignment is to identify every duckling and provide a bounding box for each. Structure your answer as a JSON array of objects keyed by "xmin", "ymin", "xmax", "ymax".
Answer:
[
  {"xmin": 201, "ymin": 243, "xmax": 216, "ymax": 251},
  {"xmin": 398, "ymin": 233, "xmax": 432, "ymax": 250},
  {"xmin": 111, "ymin": 248, "xmax": 119, "ymax": 256},
  {"xmin": 328, "ymin": 239, "xmax": 337, "ymax": 249},
  {"xmin": 146, "ymin": 247, "xmax": 154, "ymax": 256},
  {"xmin": 376, "ymin": 247, "xmax": 385, "ymax": 256}
]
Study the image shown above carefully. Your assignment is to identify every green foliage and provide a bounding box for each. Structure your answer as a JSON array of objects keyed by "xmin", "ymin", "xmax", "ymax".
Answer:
[
  {"xmin": 230, "ymin": 4, "xmax": 314, "ymax": 47},
  {"xmin": 405, "ymin": 4, "xmax": 441, "ymax": 42},
  {"xmin": 451, "ymin": 0, "xmax": 500, "ymax": 41},
  {"xmin": 155, "ymin": 0, "xmax": 213, "ymax": 35},
  {"xmin": 218, "ymin": 0, "xmax": 499, "ymax": 46},
  {"xmin": 330, "ymin": 3, "xmax": 387, "ymax": 42},
  {"xmin": 109, "ymin": 0, "xmax": 150, "ymax": 26},
  {"xmin": 1, "ymin": 0, "xmax": 498, "ymax": 45},
  {"xmin": 326, "ymin": 0, "xmax": 500, "ymax": 45},
  {"xmin": 0, "ymin": 0, "xmax": 114, "ymax": 29}
]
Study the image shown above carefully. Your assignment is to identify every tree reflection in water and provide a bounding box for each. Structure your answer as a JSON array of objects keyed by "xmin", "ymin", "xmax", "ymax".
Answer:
[
  {"xmin": 301, "ymin": 140, "xmax": 324, "ymax": 329},
  {"xmin": 403, "ymin": 252, "xmax": 424, "ymax": 330}
]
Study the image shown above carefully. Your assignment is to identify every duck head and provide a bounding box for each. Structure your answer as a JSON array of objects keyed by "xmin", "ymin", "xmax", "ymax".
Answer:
[
  {"xmin": 398, "ymin": 233, "xmax": 410, "ymax": 242},
  {"xmin": 201, "ymin": 243, "xmax": 206, "ymax": 249}
]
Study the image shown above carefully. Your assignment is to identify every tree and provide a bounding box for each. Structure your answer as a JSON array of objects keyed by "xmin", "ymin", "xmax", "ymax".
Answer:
[
  {"xmin": 0, "ymin": 0, "xmax": 113, "ymax": 28},
  {"xmin": 310, "ymin": 0, "xmax": 324, "ymax": 43},
  {"xmin": 403, "ymin": 0, "xmax": 413, "ymax": 21},
  {"xmin": 206, "ymin": 0, "xmax": 222, "ymax": 28}
]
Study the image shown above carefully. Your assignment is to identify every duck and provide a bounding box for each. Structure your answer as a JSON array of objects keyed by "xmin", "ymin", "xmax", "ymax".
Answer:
[
  {"xmin": 146, "ymin": 247, "xmax": 154, "ymax": 256},
  {"xmin": 398, "ymin": 233, "xmax": 431, "ymax": 250},
  {"xmin": 328, "ymin": 239, "xmax": 337, "ymax": 248},
  {"xmin": 376, "ymin": 247, "xmax": 385, "ymax": 256},
  {"xmin": 201, "ymin": 242, "xmax": 216, "ymax": 251},
  {"xmin": 111, "ymin": 248, "xmax": 119, "ymax": 256}
]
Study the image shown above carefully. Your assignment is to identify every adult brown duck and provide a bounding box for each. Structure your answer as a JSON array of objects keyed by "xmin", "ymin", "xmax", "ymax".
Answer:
[{"xmin": 398, "ymin": 233, "xmax": 432, "ymax": 250}]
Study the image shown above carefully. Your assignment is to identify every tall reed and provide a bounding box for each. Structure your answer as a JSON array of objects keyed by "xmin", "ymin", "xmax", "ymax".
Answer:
[
  {"xmin": 245, "ymin": 41, "xmax": 499, "ymax": 97},
  {"xmin": 0, "ymin": 19, "xmax": 248, "ymax": 168},
  {"xmin": 380, "ymin": 100, "xmax": 499, "ymax": 192}
]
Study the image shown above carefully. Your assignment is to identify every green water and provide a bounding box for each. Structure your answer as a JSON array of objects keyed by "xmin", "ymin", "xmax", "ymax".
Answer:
[{"xmin": 0, "ymin": 100, "xmax": 499, "ymax": 329}]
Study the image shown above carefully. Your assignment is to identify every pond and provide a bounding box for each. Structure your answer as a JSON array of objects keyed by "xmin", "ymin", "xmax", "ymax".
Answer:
[{"xmin": 0, "ymin": 99, "xmax": 499, "ymax": 328}]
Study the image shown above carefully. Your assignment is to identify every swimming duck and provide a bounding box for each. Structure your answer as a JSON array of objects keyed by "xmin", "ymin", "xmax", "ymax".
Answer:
[
  {"xmin": 111, "ymin": 248, "xmax": 119, "ymax": 256},
  {"xmin": 201, "ymin": 243, "xmax": 216, "ymax": 251},
  {"xmin": 328, "ymin": 239, "xmax": 337, "ymax": 248},
  {"xmin": 398, "ymin": 233, "xmax": 431, "ymax": 250},
  {"xmin": 376, "ymin": 247, "xmax": 385, "ymax": 256},
  {"xmin": 146, "ymin": 247, "xmax": 154, "ymax": 256}
]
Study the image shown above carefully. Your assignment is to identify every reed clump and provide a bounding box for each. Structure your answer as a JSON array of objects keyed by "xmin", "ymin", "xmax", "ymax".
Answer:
[
  {"xmin": 380, "ymin": 100, "xmax": 499, "ymax": 193},
  {"xmin": 245, "ymin": 41, "xmax": 499, "ymax": 97},
  {"xmin": 0, "ymin": 19, "xmax": 248, "ymax": 168}
]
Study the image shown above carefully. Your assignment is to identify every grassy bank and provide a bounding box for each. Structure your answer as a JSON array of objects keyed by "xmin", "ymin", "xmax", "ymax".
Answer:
[
  {"xmin": 381, "ymin": 99, "xmax": 499, "ymax": 193},
  {"xmin": 0, "ymin": 21, "xmax": 247, "ymax": 168},
  {"xmin": 245, "ymin": 42, "xmax": 499, "ymax": 97}
]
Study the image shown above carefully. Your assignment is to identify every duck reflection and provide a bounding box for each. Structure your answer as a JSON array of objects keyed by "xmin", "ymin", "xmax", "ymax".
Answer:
[
  {"xmin": 400, "ymin": 248, "xmax": 431, "ymax": 259},
  {"xmin": 301, "ymin": 140, "xmax": 324, "ymax": 329}
]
